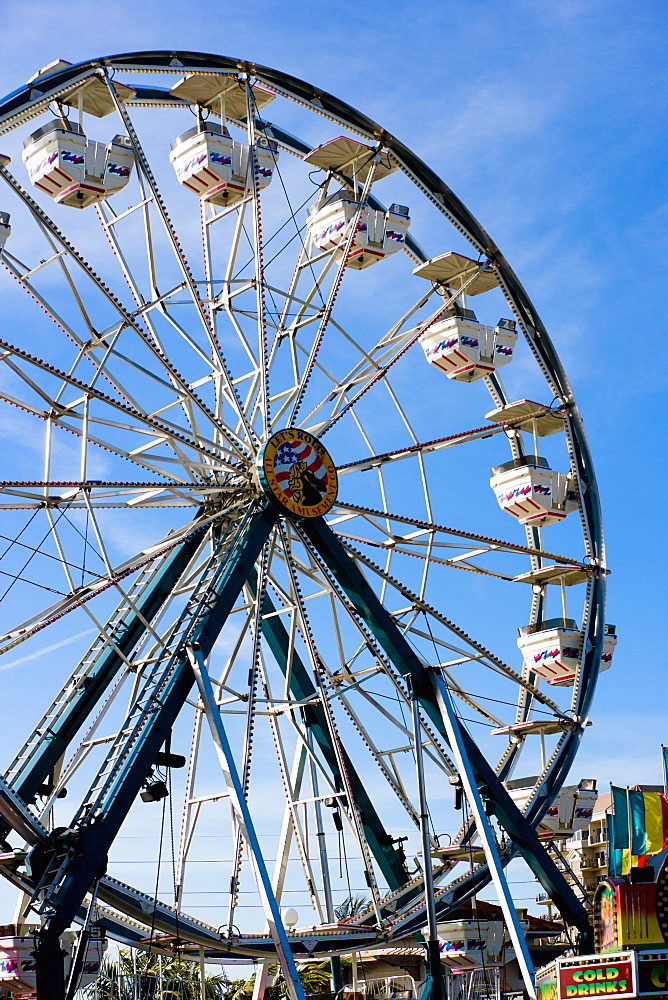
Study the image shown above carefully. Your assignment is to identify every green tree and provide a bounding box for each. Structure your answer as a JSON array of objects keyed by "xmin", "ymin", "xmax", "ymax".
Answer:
[
  {"xmin": 333, "ymin": 895, "xmax": 369, "ymax": 920},
  {"xmin": 85, "ymin": 949, "xmax": 229, "ymax": 999},
  {"xmin": 228, "ymin": 961, "xmax": 333, "ymax": 1000}
]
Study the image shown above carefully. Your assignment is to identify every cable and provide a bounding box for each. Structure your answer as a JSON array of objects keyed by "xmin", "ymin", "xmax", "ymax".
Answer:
[
  {"xmin": 147, "ymin": 791, "xmax": 168, "ymax": 957},
  {"xmin": 0, "ymin": 500, "xmax": 75, "ymax": 601}
]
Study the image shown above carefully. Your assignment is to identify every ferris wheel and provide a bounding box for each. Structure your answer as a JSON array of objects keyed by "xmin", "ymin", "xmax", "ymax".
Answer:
[{"xmin": 0, "ymin": 52, "xmax": 610, "ymax": 996}]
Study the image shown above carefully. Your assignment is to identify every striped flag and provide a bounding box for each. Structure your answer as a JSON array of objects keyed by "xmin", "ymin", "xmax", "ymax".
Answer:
[
  {"xmin": 609, "ymin": 786, "xmax": 629, "ymax": 877},
  {"xmin": 629, "ymin": 788, "xmax": 668, "ymax": 857},
  {"xmin": 609, "ymin": 786, "xmax": 668, "ymax": 876}
]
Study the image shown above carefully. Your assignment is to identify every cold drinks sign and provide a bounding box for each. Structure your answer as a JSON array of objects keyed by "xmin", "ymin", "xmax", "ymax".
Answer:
[
  {"xmin": 559, "ymin": 957, "xmax": 636, "ymax": 998},
  {"xmin": 537, "ymin": 955, "xmax": 638, "ymax": 1000}
]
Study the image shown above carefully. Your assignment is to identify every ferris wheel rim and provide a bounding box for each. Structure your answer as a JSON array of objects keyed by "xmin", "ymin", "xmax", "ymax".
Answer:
[{"xmin": 0, "ymin": 51, "xmax": 606, "ymax": 958}]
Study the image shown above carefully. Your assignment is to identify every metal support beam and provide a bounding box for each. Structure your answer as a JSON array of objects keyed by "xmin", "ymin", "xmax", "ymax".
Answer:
[
  {"xmin": 430, "ymin": 673, "xmax": 536, "ymax": 998},
  {"xmin": 188, "ymin": 644, "xmax": 306, "ymax": 1000},
  {"xmin": 32, "ymin": 504, "xmax": 277, "ymax": 948},
  {"xmin": 11, "ymin": 526, "xmax": 205, "ymax": 807},
  {"xmin": 254, "ymin": 579, "xmax": 409, "ymax": 890},
  {"xmin": 299, "ymin": 517, "xmax": 592, "ymax": 945},
  {"xmin": 307, "ymin": 728, "xmax": 344, "ymax": 993},
  {"xmin": 411, "ymin": 688, "xmax": 443, "ymax": 1000}
]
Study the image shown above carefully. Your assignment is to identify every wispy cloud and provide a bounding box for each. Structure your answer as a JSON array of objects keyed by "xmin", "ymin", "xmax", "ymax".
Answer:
[{"xmin": 0, "ymin": 628, "xmax": 95, "ymax": 671}]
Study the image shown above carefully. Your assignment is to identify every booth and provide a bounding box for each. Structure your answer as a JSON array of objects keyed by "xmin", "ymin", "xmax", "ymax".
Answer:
[
  {"xmin": 0, "ymin": 926, "xmax": 105, "ymax": 994},
  {"xmin": 516, "ymin": 618, "xmax": 616, "ymax": 685},
  {"xmin": 0, "ymin": 212, "xmax": 9, "ymax": 249},
  {"xmin": 506, "ymin": 778, "xmax": 598, "ymax": 838},
  {"xmin": 419, "ymin": 311, "xmax": 517, "ymax": 381},
  {"xmin": 490, "ymin": 455, "xmax": 578, "ymax": 527}
]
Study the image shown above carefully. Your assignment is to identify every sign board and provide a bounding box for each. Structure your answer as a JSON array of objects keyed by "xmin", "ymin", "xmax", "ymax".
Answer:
[
  {"xmin": 594, "ymin": 879, "xmax": 665, "ymax": 952},
  {"xmin": 637, "ymin": 952, "xmax": 668, "ymax": 995},
  {"xmin": 537, "ymin": 953, "xmax": 638, "ymax": 1000},
  {"xmin": 536, "ymin": 960, "xmax": 558, "ymax": 1000}
]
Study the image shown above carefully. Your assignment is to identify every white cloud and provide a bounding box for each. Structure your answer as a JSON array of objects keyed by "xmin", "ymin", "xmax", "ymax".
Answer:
[{"xmin": 0, "ymin": 627, "xmax": 94, "ymax": 671}]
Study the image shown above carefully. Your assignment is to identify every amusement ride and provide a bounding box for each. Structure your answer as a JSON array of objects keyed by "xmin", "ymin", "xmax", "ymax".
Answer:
[{"xmin": 0, "ymin": 51, "xmax": 611, "ymax": 999}]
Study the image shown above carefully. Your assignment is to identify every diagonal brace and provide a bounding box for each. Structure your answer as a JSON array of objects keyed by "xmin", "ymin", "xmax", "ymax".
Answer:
[
  {"xmin": 188, "ymin": 644, "xmax": 307, "ymax": 1000},
  {"xmin": 34, "ymin": 504, "xmax": 277, "ymax": 938},
  {"xmin": 300, "ymin": 517, "xmax": 592, "ymax": 947}
]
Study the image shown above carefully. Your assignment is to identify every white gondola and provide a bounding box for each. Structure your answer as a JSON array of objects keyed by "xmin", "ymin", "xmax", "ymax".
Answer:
[
  {"xmin": 306, "ymin": 192, "xmax": 410, "ymax": 269},
  {"xmin": 1, "ymin": 155, "xmax": 13, "ymax": 249},
  {"xmin": 22, "ymin": 121, "xmax": 134, "ymax": 208},
  {"xmin": 169, "ymin": 122, "xmax": 278, "ymax": 206},
  {"xmin": 0, "ymin": 212, "xmax": 9, "ymax": 250},
  {"xmin": 516, "ymin": 618, "xmax": 616, "ymax": 686},
  {"xmin": 436, "ymin": 920, "xmax": 506, "ymax": 968},
  {"xmin": 0, "ymin": 926, "xmax": 105, "ymax": 990},
  {"xmin": 419, "ymin": 308, "xmax": 517, "ymax": 381},
  {"xmin": 490, "ymin": 455, "xmax": 578, "ymax": 526},
  {"xmin": 506, "ymin": 778, "xmax": 598, "ymax": 837}
]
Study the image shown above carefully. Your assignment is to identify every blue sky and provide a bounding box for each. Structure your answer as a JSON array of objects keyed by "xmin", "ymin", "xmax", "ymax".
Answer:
[{"xmin": 0, "ymin": 0, "xmax": 667, "ymax": 922}]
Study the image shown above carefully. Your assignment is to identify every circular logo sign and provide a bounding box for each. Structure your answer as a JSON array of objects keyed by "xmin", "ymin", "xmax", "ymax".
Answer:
[{"xmin": 258, "ymin": 428, "xmax": 337, "ymax": 518}]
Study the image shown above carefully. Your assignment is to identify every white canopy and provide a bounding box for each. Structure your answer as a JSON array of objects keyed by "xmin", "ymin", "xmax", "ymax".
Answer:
[
  {"xmin": 413, "ymin": 251, "xmax": 498, "ymax": 295},
  {"xmin": 170, "ymin": 73, "xmax": 275, "ymax": 120},
  {"xmin": 485, "ymin": 398, "xmax": 566, "ymax": 436},
  {"xmin": 303, "ymin": 136, "xmax": 396, "ymax": 182}
]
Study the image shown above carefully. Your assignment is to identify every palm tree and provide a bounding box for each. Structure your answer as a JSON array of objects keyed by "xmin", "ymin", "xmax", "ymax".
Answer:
[
  {"xmin": 333, "ymin": 896, "xmax": 369, "ymax": 921},
  {"xmin": 230, "ymin": 961, "xmax": 333, "ymax": 1000},
  {"xmin": 85, "ymin": 949, "xmax": 230, "ymax": 999}
]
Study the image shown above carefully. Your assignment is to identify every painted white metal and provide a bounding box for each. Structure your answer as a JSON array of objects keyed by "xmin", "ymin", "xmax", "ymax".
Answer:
[
  {"xmin": 507, "ymin": 779, "xmax": 597, "ymax": 839},
  {"xmin": 490, "ymin": 459, "xmax": 578, "ymax": 527},
  {"xmin": 420, "ymin": 315, "xmax": 517, "ymax": 381},
  {"xmin": 188, "ymin": 645, "xmax": 307, "ymax": 1000},
  {"xmin": 170, "ymin": 123, "xmax": 278, "ymax": 207},
  {"xmin": 517, "ymin": 620, "xmax": 616, "ymax": 686},
  {"xmin": 430, "ymin": 672, "xmax": 537, "ymax": 999},
  {"xmin": 0, "ymin": 211, "xmax": 9, "ymax": 248},
  {"xmin": 0, "ymin": 54, "xmax": 603, "ymax": 965},
  {"xmin": 306, "ymin": 193, "xmax": 410, "ymax": 269}
]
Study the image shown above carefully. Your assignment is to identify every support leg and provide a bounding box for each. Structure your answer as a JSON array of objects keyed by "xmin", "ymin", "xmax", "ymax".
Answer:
[
  {"xmin": 35, "ymin": 928, "xmax": 66, "ymax": 1000},
  {"xmin": 412, "ymin": 690, "xmax": 443, "ymax": 1000},
  {"xmin": 188, "ymin": 645, "xmax": 307, "ymax": 1000},
  {"xmin": 431, "ymin": 673, "xmax": 535, "ymax": 999}
]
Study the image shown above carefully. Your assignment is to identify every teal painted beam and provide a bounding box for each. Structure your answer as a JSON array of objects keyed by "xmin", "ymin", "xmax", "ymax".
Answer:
[
  {"xmin": 36, "ymin": 504, "xmax": 277, "ymax": 937},
  {"xmin": 254, "ymin": 579, "xmax": 409, "ymax": 891},
  {"xmin": 13, "ymin": 525, "xmax": 206, "ymax": 807},
  {"xmin": 300, "ymin": 518, "xmax": 592, "ymax": 943}
]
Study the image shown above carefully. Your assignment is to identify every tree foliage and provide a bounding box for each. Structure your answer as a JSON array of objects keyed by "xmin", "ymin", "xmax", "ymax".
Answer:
[
  {"xmin": 227, "ymin": 960, "xmax": 333, "ymax": 1000},
  {"xmin": 85, "ymin": 951, "xmax": 335, "ymax": 1000},
  {"xmin": 84, "ymin": 949, "xmax": 229, "ymax": 999}
]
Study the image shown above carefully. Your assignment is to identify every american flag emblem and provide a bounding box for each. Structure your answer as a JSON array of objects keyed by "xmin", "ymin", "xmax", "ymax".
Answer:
[
  {"xmin": 260, "ymin": 427, "xmax": 337, "ymax": 517},
  {"xmin": 273, "ymin": 438, "xmax": 328, "ymax": 507}
]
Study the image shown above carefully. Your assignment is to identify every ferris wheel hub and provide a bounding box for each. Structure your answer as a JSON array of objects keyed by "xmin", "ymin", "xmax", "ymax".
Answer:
[{"xmin": 257, "ymin": 428, "xmax": 338, "ymax": 518}]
